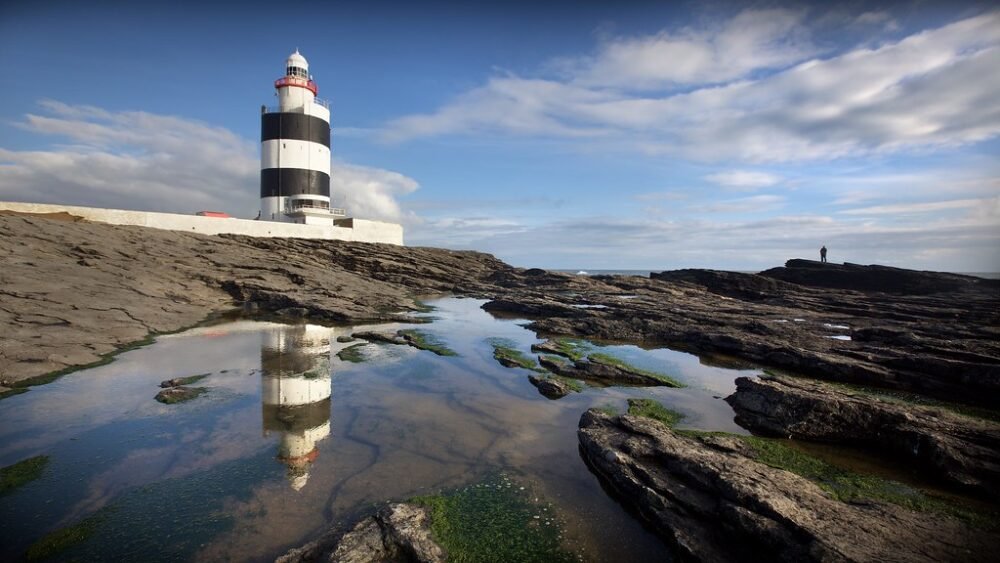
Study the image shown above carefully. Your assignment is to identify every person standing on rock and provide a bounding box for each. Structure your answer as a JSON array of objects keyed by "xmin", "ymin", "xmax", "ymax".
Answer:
[{"xmin": 820, "ymin": 245, "xmax": 828, "ymax": 263}]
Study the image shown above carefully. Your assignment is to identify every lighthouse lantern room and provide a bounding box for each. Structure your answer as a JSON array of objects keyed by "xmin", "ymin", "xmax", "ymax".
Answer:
[{"xmin": 260, "ymin": 50, "xmax": 344, "ymax": 224}]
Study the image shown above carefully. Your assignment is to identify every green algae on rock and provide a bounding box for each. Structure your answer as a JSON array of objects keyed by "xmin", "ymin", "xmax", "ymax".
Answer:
[
  {"xmin": 337, "ymin": 342, "xmax": 370, "ymax": 363},
  {"xmin": 398, "ymin": 329, "xmax": 458, "ymax": 357},
  {"xmin": 154, "ymin": 386, "xmax": 207, "ymax": 404},
  {"xmin": 587, "ymin": 353, "xmax": 684, "ymax": 388},
  {"xmin": 1, "ymin": 455, "xmax": 49, "ymax": 496},
  {"xmin": 530, "ymin": 338, "xmax": 587, "ymax": 362},
  {"xmin": 487, "ymin": 338, "xmax": 543, "ymax": 371},
  {"xmin": 411, "ymin": 473, "xmax": 576, "ymax": 563}
]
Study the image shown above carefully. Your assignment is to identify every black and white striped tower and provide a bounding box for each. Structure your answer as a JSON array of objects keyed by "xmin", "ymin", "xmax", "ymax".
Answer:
[{"xmin": 260, "ymin": 50, "xmax": 340, "ymax": 223}]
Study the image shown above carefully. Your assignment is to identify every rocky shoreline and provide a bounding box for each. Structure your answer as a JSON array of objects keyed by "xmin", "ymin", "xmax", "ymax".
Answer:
[{"xmin": 2, "ymin": 212, "xmax": 998, "ymax": 561}]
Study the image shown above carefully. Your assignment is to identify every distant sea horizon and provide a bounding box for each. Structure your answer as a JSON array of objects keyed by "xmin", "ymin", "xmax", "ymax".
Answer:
[{"xmin": 555, "ymin": 269, "xmax": 1000, "ymax": 280}]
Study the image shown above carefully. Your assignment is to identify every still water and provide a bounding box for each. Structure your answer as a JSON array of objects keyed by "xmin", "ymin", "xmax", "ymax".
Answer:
[{"xmin": 0, "ymin": 297, "xmax": 761, "ymax": 561}]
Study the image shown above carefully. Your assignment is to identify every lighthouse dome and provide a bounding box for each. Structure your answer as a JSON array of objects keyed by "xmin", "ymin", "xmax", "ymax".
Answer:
[{"xmin": 285, "ymin": 49, "xmax": 309, "ymax": 78}]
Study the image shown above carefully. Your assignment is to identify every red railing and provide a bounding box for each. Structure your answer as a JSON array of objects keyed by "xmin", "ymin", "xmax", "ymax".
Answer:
[{"xmin": 275, "ymin": 76, "xmax": 318, "ymax": 95}]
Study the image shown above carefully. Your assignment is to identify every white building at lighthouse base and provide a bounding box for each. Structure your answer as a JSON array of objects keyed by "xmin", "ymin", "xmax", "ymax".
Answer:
[{"xmin": 0, "ymin": 201, "xmax": 404, "ymax": 245}]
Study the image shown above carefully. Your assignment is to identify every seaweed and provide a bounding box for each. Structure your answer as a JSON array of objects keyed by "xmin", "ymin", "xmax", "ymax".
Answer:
[{"xmin": 410, "ymin": 473, "xmax": 576, "ymax": 563}]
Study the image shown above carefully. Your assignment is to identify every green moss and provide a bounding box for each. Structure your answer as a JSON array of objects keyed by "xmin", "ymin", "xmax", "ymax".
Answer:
[
  {"xmin": 398, "ymin": 329, "xmax": 458, "ymax": 357},
  {"xmin": 487, "ymin": 338, "xmax": 543, "ymax": 372},
  {"xmin": 410, "ymin": 473, "xmax": 576, "ymax": 563},
  {"xmin": 26, "ymin": 511, "xmax": 106, "ymax": 561},
  {"xmin": 1, "ymin": 455, "xmax": 49, "ymax": 496},
  {"xmin": 627, "ymin": 398, "xmax": 684, "ymax": 427},
  {"xmin": 587, "ymin": 353, "xmax": 685, "ymax": 388},
  {"xmin": 337, "ymin": 343, "xmax": 369, "ymax": 363}
]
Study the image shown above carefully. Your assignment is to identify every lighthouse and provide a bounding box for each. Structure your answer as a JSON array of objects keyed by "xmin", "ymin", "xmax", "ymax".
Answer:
[{"xmin": 260, "ymin": 50, "xmax": 343, "ymax": 223}]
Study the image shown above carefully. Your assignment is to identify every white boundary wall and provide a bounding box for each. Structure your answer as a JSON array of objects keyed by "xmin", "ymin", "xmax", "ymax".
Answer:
[{"xmin": 0, "ymin": 201, "xmax": 404, "ymax": 245}]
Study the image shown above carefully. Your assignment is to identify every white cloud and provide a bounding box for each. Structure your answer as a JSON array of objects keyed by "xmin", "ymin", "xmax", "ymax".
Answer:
[
  {"xmin": 0, "ymin": 101, "xmax": 417, "ymax": 222},
  {"xmin": 690, "ymin": 194, "xmax": 786, "ymax": 214},
  {"xmin": 382, "ymin": 11, "xmax": 1000, "ymax": 163},
  {"xmin": 570, "ymin": 8, "xmax": 817, "ymax": 89},
  {"xmin": 839, "ymin": 198, "xmax": 987, "ymax": 215},
  {"xmin": 704, "ymin": 170, "xmax": 782, "ymax": 189}
]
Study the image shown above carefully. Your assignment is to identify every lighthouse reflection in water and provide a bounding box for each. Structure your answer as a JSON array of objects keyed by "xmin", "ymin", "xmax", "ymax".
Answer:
[{"xmin": 260, "ymin": 324, "xmax": 334, "ymax": 491}]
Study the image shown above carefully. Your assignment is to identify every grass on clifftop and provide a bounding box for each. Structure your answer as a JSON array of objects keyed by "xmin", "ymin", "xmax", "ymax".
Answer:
[
  {"xmin": 627, "ymin": 398, "xmax": 684, "ymax": 426},
  {"xmin": 588, "ymin": 353, "xmax": 685, "ymax": 388},
  {"xmin": 410, "ymin": 473, "xmax": 576, "ymax": 563},
  {"xmin": 399, "ymin": 329, "xmax": 458, "ymax": 357},
  {"xmin": 337, "ymin": 343, "xmax": 369, "ymax": 363},
  {"xmin": 1, "ymin": 455, "xmax": 49, "ymax": 496},
  {"xmin": 487, "ymin": 338, "xmax": 543, "ymax": 372}
]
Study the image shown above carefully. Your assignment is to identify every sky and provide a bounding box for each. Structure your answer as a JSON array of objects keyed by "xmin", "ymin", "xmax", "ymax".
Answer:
[{"xmin": 0, "ymin": 0, "xmax": 998, "ymax": 271}]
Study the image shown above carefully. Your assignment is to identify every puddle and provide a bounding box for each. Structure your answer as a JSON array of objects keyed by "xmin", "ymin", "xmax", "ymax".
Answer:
[
  {"xmin": 0, "ymin": 298, "xmax": 763, "ymax": 561},
  {"xmin": 571, "ymin": 304, "xmax": 609, "ymax": 309},
  {"xmin": 823, "ymin": 323, "xmax": 851, "ymax": 330},
  {"xmin": 826, "ymin": 335, "xmax": 852, "ymax": 341}
]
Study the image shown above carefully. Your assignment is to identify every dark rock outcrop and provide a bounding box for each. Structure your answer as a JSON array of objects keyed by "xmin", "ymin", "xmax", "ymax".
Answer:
[
  {"xmin": 726, "ymin": 375, "xmax": 1000, "ymax": 499},
  {"xmin": 761, "ymin": 259, "xmax": 997, "ymax": 295},
  {"xmin": 578, "ymin": 409, "xmax": 998, "ymax": 562},
  {"xmin": 650, "ymin": 268, "xmax": 799, "ymax": 301}
]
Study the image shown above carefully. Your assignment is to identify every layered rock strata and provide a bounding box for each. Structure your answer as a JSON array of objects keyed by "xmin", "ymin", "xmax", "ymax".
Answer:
[{"xmin": 578, "ymin": 409, "xmax": 998, "ymax": 562}]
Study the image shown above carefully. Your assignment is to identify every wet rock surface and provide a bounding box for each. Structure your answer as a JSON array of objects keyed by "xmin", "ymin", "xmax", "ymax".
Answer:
[
  {"xmin": 727, "ymin": 374, "xmax": 1000, "ymax": 500},
  {"xmin": 277, "ymin": 503, "xmax": 444, "ymax": 563},
  {"xmin": 0, "ymin": 214, "xmax": 506, "ymax": 386},
  {"xmin": 578, "ymin": 409, "xmax": 999, "ymax": 562},
  {"xmin": 527, "ymin": 374, "xmax": 571, "ymax": 399}
]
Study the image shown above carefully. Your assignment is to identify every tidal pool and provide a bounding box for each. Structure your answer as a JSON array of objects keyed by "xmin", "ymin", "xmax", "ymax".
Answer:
[{"xmin": 0, "ymin": 297, "xmax": 762, "ymax": 561}]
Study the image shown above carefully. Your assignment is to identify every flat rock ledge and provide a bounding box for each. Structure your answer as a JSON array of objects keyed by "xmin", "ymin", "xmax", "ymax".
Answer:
[
  {"xmin": 577, "ymin": 409, "xmax": 997, "ymax": 562},
  {"xmin": 537, "ymin": 354, "xmax": 672, "ymax": 387},
  {"xmin": 726, "ymin": 374, "xmax": 1000, "ymax": 500},
  {"xmin": 277, "ymin": 503, "xmax": 444, "ymax": 563}
]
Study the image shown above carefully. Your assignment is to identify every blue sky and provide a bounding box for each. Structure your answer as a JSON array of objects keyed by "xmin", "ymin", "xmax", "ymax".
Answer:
[{"xmin": 1, "ymin": 0, "xmax": 998, "ymax": 271}]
